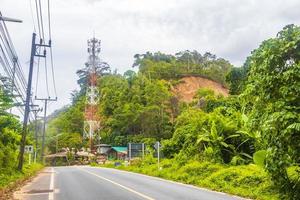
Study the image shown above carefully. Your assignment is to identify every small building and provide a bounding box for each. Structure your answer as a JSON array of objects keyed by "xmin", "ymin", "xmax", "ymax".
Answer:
[
  {"xmin": 107, "ymin": 147, "xmax": 127, "ymax": 160},
  {"xmin": 95, "ymin": 144, "xmax": 111, "ymax": 155},
  {"xmin": 45, "ymin": 151, "xmax": 69, "ymax": 166}
]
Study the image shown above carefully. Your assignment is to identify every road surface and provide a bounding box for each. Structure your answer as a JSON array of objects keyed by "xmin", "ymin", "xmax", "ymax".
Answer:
[{"xmin": 14, "ymin": 166, "xmax": 246, "ymax": 200}]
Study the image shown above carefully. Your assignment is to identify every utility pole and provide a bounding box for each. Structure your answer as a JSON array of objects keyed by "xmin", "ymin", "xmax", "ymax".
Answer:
[
  {"xmin": 17, "ymin": 32, "xmax": 51, "ymax": 171},
  {"xmin": 154, "ymin": 141, "xmax": 161, "ymax": 170},
  {"xmin": 35, "ymin": 97, "xmax": 57, "ymax": 162},
  {"xmin": 31, "ymin": 107, "xmax": 42, "ymax": 163},
  {"xmin": 157, "ymin": 142, "xmax": 160, "ymax": 169},
  {"xmin": 18, "ymin": 33, "xmax": 36, "ymax": 171}
]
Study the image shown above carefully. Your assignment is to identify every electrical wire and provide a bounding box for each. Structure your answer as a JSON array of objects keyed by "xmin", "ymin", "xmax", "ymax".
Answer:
[
  {"xmin": 35, "ymin": 56, "xmax": 40, "ymax": 97},
  {"xmin": 0, "ymin": 30, "xmax": 26, "ymax": 98},
  {"xmin": 2, "ymin": 21, "xmax": 28, "ymax": 91},
  {"xmin": 47, "ymin": 0, "xmax": 57, "ymax": 97},
  {"xmin": 47, "ymin": 0, "xmax": 51, "ymax": 39},
  {"xmin": 29, "ymin": 0, "xmax": 36, "ymax": 32},
  {"xmin": 49, "ymin": 47, "xmax": 57, "ymax": 97},
  {"xmin": 38, "ymin": 0, "xmax": 45, "ymax": 41},
  {"xmin": 0, "ymin": 29, "xmax": 26, "ymax": 99},
  {"xmin": 0, "ymin": 14, "xmax": 36, "ymax": 118},
  {"xmin": 34, "ymin": 0, "xmax": 42, "ymax": 38},
  {"xmin": 44, "ymin": 56, "xmax": 50, "ymax": 97}
]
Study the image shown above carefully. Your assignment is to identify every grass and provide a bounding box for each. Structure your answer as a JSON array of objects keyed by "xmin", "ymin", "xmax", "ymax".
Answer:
[
  {"xmin": 93, "ymin": 158, "xmax": 280, "ymax": 200},
  {"xmin": 0, "ymin": 163, "xmax": 44, "ymax": 199}
]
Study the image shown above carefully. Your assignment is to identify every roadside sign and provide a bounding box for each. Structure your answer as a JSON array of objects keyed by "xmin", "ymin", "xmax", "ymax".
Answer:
[
  {"xmin": 154, "ymin": 141, "xmax": 161, "ymax": 150},
  {"xmin": 25, "ymin": 145, "xmax": 33, "ymax": 153},
  {"xmin": 154, "ymin": 141, "xmax": 161, "ymax": 170},
  {"xmin": 128, "ymin": 143, "xmax": 145, "ymax": 159}
]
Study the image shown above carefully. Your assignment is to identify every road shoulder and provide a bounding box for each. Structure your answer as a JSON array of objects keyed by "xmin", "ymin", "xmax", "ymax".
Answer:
[{"xmin": 13, "ymin": 167, "xmax": 55, "ymax": 200}]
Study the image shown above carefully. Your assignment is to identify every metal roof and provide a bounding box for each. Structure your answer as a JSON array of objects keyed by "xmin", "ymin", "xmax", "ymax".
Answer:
[{"xmin": 111, "ymin": 146, "xmax": 127, "ymax": 153}]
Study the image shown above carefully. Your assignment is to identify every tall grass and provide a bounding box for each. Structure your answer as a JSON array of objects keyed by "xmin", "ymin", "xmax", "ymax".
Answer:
[{"xmin": 99, "ymin": 158, "xmax": 279, "ymax": 200}]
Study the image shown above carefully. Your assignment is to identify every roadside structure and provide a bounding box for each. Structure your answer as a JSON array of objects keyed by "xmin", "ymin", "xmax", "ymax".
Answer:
[{"xmin": 83, "ymin": 38, "xmax": 104, "ymax": 152}]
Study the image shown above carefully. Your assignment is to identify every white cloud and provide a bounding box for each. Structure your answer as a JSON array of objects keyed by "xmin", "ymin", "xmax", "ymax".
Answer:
[{"xmin": 1, "ymin": 0, "xmax": 300, "ymax": 114}]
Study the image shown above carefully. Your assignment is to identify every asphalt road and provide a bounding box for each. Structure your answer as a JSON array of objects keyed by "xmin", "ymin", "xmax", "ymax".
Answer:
[{"xmin": 15, "ymin": 166, "xmax": 246, "ymax": 200}]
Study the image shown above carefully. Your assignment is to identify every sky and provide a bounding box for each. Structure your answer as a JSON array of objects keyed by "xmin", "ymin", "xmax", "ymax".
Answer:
[{"xmin": 2, "ymin": 0, "xmax": 300, "ymax": 115}]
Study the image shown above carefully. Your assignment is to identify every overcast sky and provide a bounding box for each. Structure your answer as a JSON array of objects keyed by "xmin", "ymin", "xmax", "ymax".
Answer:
[{"xmin": 2, "ymin": 0, "xmax": 300, "ymax": 115}]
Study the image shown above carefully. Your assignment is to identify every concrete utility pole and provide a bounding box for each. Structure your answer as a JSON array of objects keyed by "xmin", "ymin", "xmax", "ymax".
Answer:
[
  {"xmin": 31, "ymin": 107, "xmax": 42, "ymax": 163},
  {"xmin": 35, "ymin": 97, "xmax": 57, "ymax": 162},
  {"xmin": 154, "ymin": 141, "xmax": 161, "ymax": 170},
  {"xmin": 18, "ymin": 33, "xmax": 51, "ymax": 171},
  {"xmin": 157, "ymin": 142, "xmax": 160, "ymax": 169},
  {"xmin": 18, "ymin": 33, "xmax": 37, "ymax": 171}
]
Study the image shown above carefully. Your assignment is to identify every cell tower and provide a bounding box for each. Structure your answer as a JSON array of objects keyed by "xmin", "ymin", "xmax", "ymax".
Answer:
[{"xmin": 83, "ymin": 38, "xmax": 102, "ymax": 152}]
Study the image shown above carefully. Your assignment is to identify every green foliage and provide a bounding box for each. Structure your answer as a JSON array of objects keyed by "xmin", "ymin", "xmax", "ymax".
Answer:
[
  {"xmin": 0, "ymin": 86, "xmax": 41, "ymax": 193},
  {"xmin": 163, "ymin": 107, "xmax": 255, "ymax": 164},
  {"xmin": 241, "ymin": 24, "xmax": 300, "ymax": 199},
  {"xmin": 226, "ymin": 60, "xmax": 250, "ymax": 95},
  {"xmin": 0, "ymin": 87, "xmax": 13, "ymax": 115},
  {"xmin": 253, "ymin": 150, "xmax": 267, "ymax": 167},
  {"xmin": 98, "ymin": 74, "xmax": 173, "ymax": 144},
  {"xmin": 102, "ymin": 158, "xmax": 279, "ymax": 200},
  {"xmin": 47, "ymin": 132, "xmax": 83, "ymax": 153},
  {"xmin": 196, "ymin": 88, "xmax": 215, "ymax": 98},
  {"xmin": 47, "ymin": 73, "xmax": 173, "ymax": 150},
  {"xmin": 45, "ymin": 25, "xmax": 299, "ymax": 199},
  {"xmin": 133, "ymin": 50, "xmax": 232, "ymax": 85},
  {"xmin": 46, "ymin": 97, "xmax": 85, "ymax": 153},
  {"xmin": 0, "ymin": 163, "xmax": 43, "ymax": 189},
  {"xmin": 0, "ymin": 86, "xmax": 22, "ymax": 171}
]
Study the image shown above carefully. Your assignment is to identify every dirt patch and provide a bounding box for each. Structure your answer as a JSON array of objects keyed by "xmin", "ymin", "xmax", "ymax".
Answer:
[{"xmin": 172, "ymin": 76, "xmax": 229, "ymax": 102}]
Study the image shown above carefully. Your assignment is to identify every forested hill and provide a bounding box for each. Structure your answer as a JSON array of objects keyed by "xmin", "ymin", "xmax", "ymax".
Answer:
[
  {"xmin": 45, "ymin": 25, "xmax": 300, "ymax": 199},
  {"xmin": 132, "ymin": 50, "xmax": 232, "ymax": 86},
  {"xmin": 46, "ymin": 50, "xmax": 232, "ymax": 148}
]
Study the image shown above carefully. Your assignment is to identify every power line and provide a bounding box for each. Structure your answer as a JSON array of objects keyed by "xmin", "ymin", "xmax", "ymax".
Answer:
[
  {"xmin": 0, "ymin": 13, "xmax": 37, "ymax": 121},
  {"xmin": 29, "ymin": 0, "xmax": 37, "ymax": 32},
  {"xmin": 44, "ymin": 56, "xmax": 50, "ymax": 97},
  {"xmin": 34, "ymin": 0, "xmax": 42, "ymax": 38},
  {"xmin": 2, "ymin": 20, "xmax": 28, "ymax": 90},
  {"xmin": 47, "ymin": 0, "xmax": 57, "ymax": 97},
  {"xmin": 32, "ymin": 0, "xmax": 56, "ymax": 99},
  {"xmin": 0, "ymin": 22, "xmax": 27, "ymax": 100},
  {"xmin": 47, "ymin": 0, "xmax": 52, "ymax": 39},
  {"xmin": 35, "ymin": 56, "xmax": 40, "ymax": 96},
  {"xmin": 38, "ymin": 0, "xmax": 45, "ymax": 41},
  {"xmin": 49, "ymin": 48, "xmax": 57, "ymax": 97}
]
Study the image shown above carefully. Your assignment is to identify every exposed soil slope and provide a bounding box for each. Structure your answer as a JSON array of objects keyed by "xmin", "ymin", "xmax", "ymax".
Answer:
[{"xmin": 172, "ymin": 76, "xmax": 229, "ymax": 103}]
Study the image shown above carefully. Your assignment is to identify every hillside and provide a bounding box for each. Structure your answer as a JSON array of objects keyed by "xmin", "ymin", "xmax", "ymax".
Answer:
[{"xmin": 172, "ymin": 76, "xmax": 229, "ymax": 103}]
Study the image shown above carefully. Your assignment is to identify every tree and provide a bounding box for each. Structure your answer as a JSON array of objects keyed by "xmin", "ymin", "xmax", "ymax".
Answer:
[
  {"xmin": 226, "ymin": 58, "xmax": 250, "ymax": 95},
  {"xmin": 0, "ymin": 86, "xmax": 22, "ymax": 171},
  {"xmin": 132, "ymin": 50, "xmax": 232, "ymax": 84},
  {"xmin": 242, "ymin": 24, "xmax": 300, "ymax": 199}
]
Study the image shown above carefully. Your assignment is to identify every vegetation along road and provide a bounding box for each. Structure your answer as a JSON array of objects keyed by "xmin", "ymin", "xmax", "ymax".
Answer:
[{"xmin": 1, "ymin": 1, "xmax": 299, "ymax": 200}]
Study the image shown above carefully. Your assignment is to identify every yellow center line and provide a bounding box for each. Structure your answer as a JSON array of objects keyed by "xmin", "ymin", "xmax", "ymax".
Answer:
[{"xmin": 77, "ymin": 167, "xmax": 155, "ymax": 200}]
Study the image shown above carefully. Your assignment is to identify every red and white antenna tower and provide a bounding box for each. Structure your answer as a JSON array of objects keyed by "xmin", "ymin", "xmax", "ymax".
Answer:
[{"xmin": 84, "ymin": 38, "xmax": 101, "ymax": 152}]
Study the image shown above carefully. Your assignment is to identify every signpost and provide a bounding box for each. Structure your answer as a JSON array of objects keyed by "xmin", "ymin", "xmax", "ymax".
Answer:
[
  {"xmin": 127, "ymin": 143, "xmax": 145, "ymax": 160},
  {"xmin": 154, "ymin": 141, "xmax": 161, "ymax": 170},
  {"xmin": 25, "ymin": 145, "xmax": 33, "ymax": 165}
]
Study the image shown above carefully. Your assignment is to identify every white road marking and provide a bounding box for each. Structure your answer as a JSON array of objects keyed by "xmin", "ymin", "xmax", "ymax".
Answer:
[
  {"xmin": 49, "ymin": 167, "xmax": 55, "ymax": 200},
  {"xmin": 78, "ymin": 167, "xmax": 155, "ymax": 200},
  {"xmin": 89, "ymin": 166, "xmax": 248, "ymax": 200}
]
